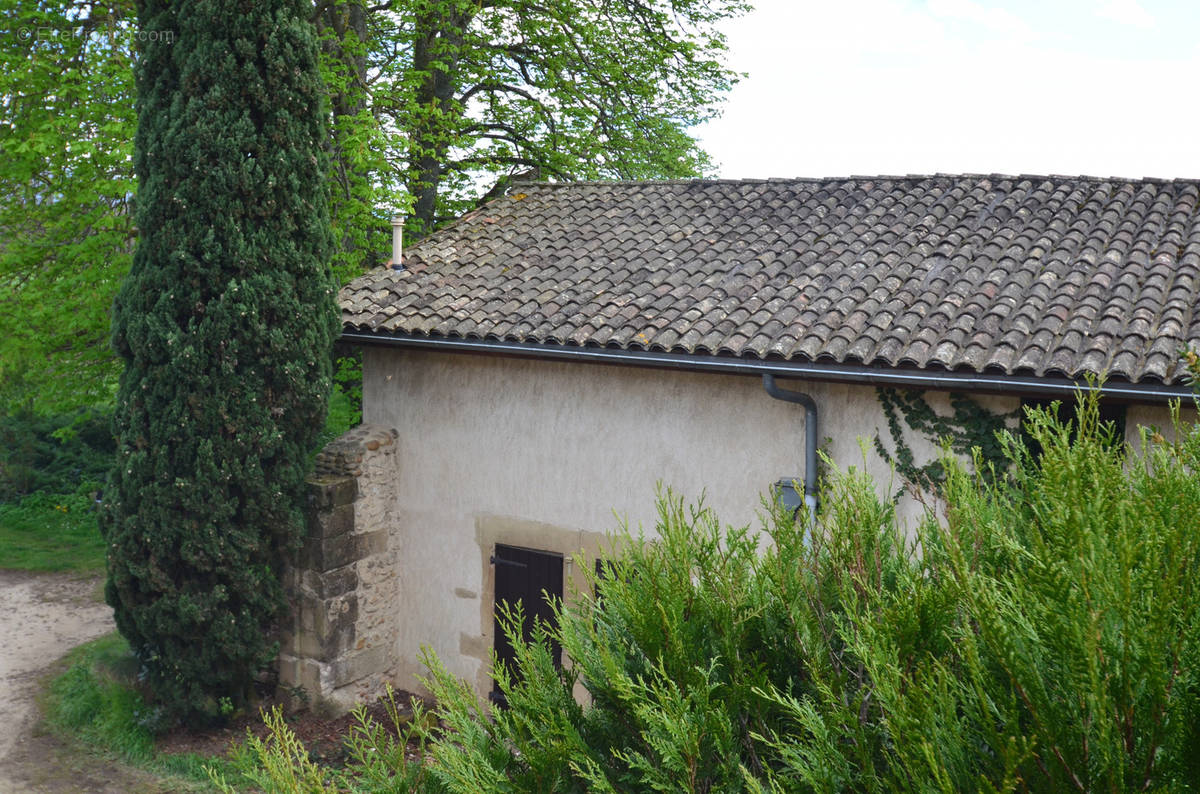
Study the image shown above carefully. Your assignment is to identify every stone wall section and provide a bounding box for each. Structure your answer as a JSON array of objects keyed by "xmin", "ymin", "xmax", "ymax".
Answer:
[{"xmin": 277, "ymin": 424, "xmax": 401, "ymax": 713}]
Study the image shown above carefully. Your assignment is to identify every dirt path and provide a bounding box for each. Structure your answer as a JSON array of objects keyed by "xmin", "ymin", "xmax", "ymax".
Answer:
[
  {"xmin": 0, "ymin": 570, "xmax": 176, "ymax": 793},
  {"xmin": 0, "ymin": 571, "xmax": 113, "ymax": 756}
]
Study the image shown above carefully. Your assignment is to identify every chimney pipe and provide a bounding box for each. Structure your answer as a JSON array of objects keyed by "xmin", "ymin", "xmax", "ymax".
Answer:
[{"xmin": 390, "ymin": 215, "xmax": 404, "ymax": 271}]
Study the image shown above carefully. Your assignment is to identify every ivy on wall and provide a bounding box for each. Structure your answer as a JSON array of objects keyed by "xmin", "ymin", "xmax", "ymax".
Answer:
[{"xmin": 873, "ymin": 388, "xmax": 1020, "ymax": 495}]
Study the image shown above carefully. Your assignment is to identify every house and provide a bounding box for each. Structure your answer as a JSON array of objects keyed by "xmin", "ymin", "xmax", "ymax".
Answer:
[{"xmin": 280, "ymin": 175, "xmax": 1200, "ymax": 708}]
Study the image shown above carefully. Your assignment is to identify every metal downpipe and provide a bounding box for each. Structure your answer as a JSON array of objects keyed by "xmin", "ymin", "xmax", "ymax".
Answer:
[{"xmin": 762, "ymin": 373, "xmax": 819, "ymax": 521}]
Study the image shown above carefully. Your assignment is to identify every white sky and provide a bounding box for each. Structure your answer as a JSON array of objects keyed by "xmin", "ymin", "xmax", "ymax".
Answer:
[{"xmin": 696, "ymin": 0, "xmax": 1200, "ymax": 180}]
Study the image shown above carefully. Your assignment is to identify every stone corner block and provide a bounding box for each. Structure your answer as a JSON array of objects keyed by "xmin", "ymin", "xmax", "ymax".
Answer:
[
  {"xmin": 306, "ymin": 475, "xmax": 358, "ymax": 511},
  {"xmin": 331, "ymin": 645, "xmax": 392, "ymax": 689},
  {"xmin": 276, "ymin": 653, "xmax": 331, "ymax": 698},
  {"xmin": 302, "ymin": 528, "xmax": 387, "ymax": 572}
]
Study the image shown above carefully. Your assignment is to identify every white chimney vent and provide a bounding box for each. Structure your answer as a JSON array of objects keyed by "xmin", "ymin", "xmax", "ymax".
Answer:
[{"xmin": 390, "ymin": 215, "xmax": 404, "ymax": 271}]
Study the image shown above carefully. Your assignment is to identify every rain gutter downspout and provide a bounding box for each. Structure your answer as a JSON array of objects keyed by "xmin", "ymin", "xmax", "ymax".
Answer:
[{"xmin": 762, "ymin": 374, "xmax": 818, "ymax": 521}]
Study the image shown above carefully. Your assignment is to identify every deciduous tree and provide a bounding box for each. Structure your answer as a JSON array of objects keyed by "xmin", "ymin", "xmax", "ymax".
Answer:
[
  {"xmin": 0, "ymin": 0, "xmax": 745, "ymax": 411},
  {"xmin": 353, "ymin": 0, "xmax": 748, "ymax": 233},
  {"xmin": 0, "ymin": 2, "xmax": 137, "ymax": 413}
]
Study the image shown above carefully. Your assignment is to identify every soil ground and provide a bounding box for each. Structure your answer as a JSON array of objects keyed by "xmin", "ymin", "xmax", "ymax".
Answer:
[{"xmin": 157, "ymin": 695, "xmax": 423, "ymax": 772}]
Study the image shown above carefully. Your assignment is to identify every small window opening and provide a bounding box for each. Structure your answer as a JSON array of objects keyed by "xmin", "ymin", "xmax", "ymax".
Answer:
[
  {"xmin": 1019, "ymin": 397, "xmax": 1127, "ymax": 460},
  {"xmin": 490, "ymin": 544, "xmax": 563, "ymax": 706}
]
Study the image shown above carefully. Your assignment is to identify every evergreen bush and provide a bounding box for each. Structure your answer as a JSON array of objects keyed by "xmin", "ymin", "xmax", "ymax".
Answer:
[
  {"xmin": 0, "ymin": 408, "xmax": 114, "ymax": 501},
  {"xmin": 230, "ymin": 394, "xmax": 1200, "ymax": 791},
  {"xmin": 102, "ymin": 0, "xmax": 337, "ymax": 723}
]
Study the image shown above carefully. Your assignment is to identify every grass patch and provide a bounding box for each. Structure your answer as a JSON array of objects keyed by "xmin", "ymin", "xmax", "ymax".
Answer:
[
  {"xmin": 43, "ymin": 632, "xmax": 248, "ymax": 791},
  {"xmin": 0, "ymin": 490, "xmax": 106, "ymax": 572}
]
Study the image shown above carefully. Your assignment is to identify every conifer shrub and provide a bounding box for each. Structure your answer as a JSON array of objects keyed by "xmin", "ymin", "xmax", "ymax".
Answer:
[
  {"xmin": 229, "ymin": 394, "xmax": 1200, "ymax": 792},
  {"xmin": 0, "ymin": 408, "xmax": 113, "ymax": 501},
  {"xmin": 102, "ymin": 0, "xmax": 336, "ymax": 723}
]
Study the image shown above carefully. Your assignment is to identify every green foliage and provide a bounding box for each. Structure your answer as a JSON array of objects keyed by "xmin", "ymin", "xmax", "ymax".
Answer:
[
  {"xmin": 239, "ymin": 392, "xmax": 1200, "ymax": 792},
  {"xmin": 874, "ymin": 387, "xmax": 1020, "ymax": 495},
  {"xmin": 210, "ymin": 689, "xmax": 432, "ymax": 793},
  {"xmin": 313, "ymin": 1, "xmax": 404, "ymax": 279},
  {"xmin": 928, "ymin": 400, "xmax": 1200, "ymax": 791},
  {"xmin": 47, "ymin": 634, "xmax": 157, "ymax": 761},
  {"xmin": 416, "ymin": 499, "xmax": 771, "ymax": 792},
  {"xmin": 0, "ymin": 408, "xmax": 114, "ymax": 500},
  {"xmin": 213, "ymin": 706, "xmax": 336, "ymax": 793},
  {"xmin": 0, "ymin": 1, "xmax": 136, "ymax": 414},
  {"xmin": 376, "ymin": 0, "xmax": 748, "ymax": 233},
  {"xmin": 0, "ymin": 361, "xmax": 352, "ymax": 574},
  {"xmin": 0, "ymin": 408, "xmax": 112, "ymax": 571},
  {"xmin": 102, "ymin": 0, "xmax": 338, "ymax": 724},
  {"xmin": 759, "ymin": 395, "xmax": 1200, "ymax": 792},
  {"xmin": 1, "ymin": 0, "xmax": 743, "ymax": 411},
  {"xmin": 315, "ymin": 355, "xmax": 363, "ymax": 452}
]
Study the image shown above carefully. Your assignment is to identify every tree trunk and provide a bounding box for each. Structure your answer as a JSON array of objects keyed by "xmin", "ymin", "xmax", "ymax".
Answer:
[
  {"xmin": 315, "ymin": 0, "xmax": 369, "ymax": 261},
  {"xmin": 408, "ymin": 7, "xmax": 470, "ymax": 236}
]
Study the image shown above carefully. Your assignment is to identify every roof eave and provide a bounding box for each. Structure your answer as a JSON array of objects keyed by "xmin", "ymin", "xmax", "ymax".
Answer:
[{"xmin": 341, "ymin": 330, "xmax": 1197, "ymax": 405}]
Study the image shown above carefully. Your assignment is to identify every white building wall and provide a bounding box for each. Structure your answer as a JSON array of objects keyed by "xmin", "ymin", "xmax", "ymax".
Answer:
[
  {"xmin": 1125, "ymin": 402, "xmax": 1197, "ymax": 451},
  {"xmin": 361, "ymin": 347, "xmax": 1029, "ymax": 695},
  {"xmin": 359, "ymin": 347, "xmax": 1197, "ymax": 697}
]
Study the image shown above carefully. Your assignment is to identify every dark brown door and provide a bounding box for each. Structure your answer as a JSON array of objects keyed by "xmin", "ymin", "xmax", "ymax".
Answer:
[{"xmin": 491, "ymin": 544, "xmax": 563, "ymax": 705}]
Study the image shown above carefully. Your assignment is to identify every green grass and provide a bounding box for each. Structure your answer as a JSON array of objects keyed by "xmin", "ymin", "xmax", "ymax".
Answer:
[
  {"xmin": 0, "ymin": 490, "xmax": 106, "ymax": 572},
  {"xmin": 43, "ymin": 632, "xmax": 249, "ymax": 791}
]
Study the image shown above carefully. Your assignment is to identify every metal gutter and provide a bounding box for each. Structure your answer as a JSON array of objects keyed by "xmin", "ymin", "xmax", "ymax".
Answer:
[{"xmin": 340, "ymin": 331, "xmax": 1196, "ymax": 404}]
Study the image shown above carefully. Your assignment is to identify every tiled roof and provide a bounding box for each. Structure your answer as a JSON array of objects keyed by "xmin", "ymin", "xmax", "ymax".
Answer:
[{"xmin": 341, "ymin": 175, "xmax": 1200, "ymax": 385}]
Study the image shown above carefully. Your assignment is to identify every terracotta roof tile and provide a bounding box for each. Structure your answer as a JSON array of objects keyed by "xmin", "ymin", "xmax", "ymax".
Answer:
[{"xmin": 341, "ymin": 176, "xmax": 1200, "ymax": 385}]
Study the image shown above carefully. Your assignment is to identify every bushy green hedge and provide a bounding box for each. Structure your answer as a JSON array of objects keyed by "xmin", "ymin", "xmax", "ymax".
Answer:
[{"xmin": 228, "ymin": 395, "xmax": 1200, "ymax": 792}]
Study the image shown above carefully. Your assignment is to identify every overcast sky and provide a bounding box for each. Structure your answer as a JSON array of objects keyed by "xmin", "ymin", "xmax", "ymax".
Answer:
[{"xmin": 696, "ymin": 0, "xmax": 1200, "ymax": 181}]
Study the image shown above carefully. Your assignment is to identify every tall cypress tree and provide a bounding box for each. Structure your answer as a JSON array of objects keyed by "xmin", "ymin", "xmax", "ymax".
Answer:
[{"xmin": 103, "ymin": 0, "xmax": 337, "ymax": 721}]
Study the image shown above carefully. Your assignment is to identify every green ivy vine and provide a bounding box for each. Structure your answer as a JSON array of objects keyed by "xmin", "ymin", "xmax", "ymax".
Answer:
[{"xmin": 873, "ymin": 388, "xmax": 1020, "ymax": 495}]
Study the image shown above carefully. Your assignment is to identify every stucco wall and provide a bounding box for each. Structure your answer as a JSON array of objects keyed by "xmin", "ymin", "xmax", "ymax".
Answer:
[
  {"xmin": 1124, "ymin": 402, "xmax": 1198, "ymax": 452},
  {"xmin": 361, "ymin": 347, "xmax": 1026, "ymax": 695}
]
